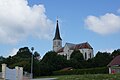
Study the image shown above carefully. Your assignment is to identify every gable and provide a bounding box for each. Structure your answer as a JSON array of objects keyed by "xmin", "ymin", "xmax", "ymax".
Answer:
[{"xmin": 107, "ymin": 55, "xmax": 120, "ymax": 67}]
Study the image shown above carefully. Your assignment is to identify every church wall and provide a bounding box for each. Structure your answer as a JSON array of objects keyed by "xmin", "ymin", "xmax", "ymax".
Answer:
[
  {"xmin": 58, "ymin": 52, "xmax": 65, "ymax": 56},
  {"xmin": 79, "ymin": 49, "xmax": 93, "ymax": 60},
  {"xmin": 58, "ymin": 48, "xmax": 93, "ymax": 60},
  {"xmin": 63, "ymin": 45, "xmax": 74, "ymax": 60}
]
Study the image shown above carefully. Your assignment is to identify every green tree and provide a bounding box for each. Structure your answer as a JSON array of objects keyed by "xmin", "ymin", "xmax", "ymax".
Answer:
[
  {"xmin": 70, "ymin": 50, "xmax": 84, "ymax": 61},
  {"xmin": 69, "ymin": 50, "xmax": 85, "ymax": 69},
  {"xmin": 94, "ymin": 51, "xmax": 112, "ymax": 67},
  {"xmin": 34, "ymin": 51, "xmax": 40, "ymax": 60},
  {"xmin": 40, "ymin": 51, "xmax": 68, "ymax": 75},
  {"xmin": 111, "ymin": 49, "xmax": 120, "ymax": 58},
  {"xmin": 16, "ymin": 47, "xmax": 32, "ymax": 58}
]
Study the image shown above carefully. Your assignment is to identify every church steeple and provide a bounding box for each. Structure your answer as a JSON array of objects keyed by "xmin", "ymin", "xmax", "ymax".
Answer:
[
  {"xmin": 53, "ymin": 19, "xmax": 62, "ymax": 52},
  {"xmin": 53, "ymin": 20, "xmax": 62, "ymax": 40}
]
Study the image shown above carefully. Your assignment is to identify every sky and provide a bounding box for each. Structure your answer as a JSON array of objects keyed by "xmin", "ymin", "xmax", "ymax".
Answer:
[{"xmin": 0, "ymin": 0, "xmax": 120, "ymax": 58}]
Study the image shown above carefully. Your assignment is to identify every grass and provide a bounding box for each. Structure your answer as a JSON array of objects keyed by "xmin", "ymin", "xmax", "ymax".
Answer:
[
  {"xmin": 38, "ymin": 74, "xmax": 120, "ymax": 80},
  {"xmin": 56, "ymin": 74, "xmax": 120, "ymax": 80}
]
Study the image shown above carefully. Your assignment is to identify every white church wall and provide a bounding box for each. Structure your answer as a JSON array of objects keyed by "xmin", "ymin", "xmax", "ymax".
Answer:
[
  {"xmin": 67, "ymin": 50, "xmax": 74, "ymax": 60},
  {"xmin": 79, "ymin": 49, "xmax": 93, "ymax": 60},
  {"xmin": 63, "ymin": 45, "xmax": 74, "ymax": 60},
  {"xmin": 58, "ymin": 52, "xmax": 64, "ymax": 55}
]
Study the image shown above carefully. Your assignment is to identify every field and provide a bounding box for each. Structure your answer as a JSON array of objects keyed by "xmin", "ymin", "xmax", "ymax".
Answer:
[{"xmin": 45, "ymin": 74, "xmax": 120, "ymax": 80}]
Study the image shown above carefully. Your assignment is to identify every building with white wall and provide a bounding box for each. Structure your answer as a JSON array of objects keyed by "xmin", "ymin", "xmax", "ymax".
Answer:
[{"xmin": 53, "ymin": 19, "xmax": 94, "ymax": 60}]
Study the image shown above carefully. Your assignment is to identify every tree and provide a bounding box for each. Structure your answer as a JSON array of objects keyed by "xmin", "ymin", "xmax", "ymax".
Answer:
[
  {"xmin": 16, "ymin": 47, "xmax": 32, "ymax": 58},
  {"xmin": 94, "ymin": 51, "xmax": 112, "ymax": 67},
  {"xmin": 70, "ymin": 50, "xmax": 84, "ymax": 61},
  {"xmin": 111, "ymin": 49, "xmax": 120, "ymax": 58},
  {"xmin": 69, "ymin": 50, "xmax": 85, "ymax": 69},
  {"xmin": 34, "ymin": 51, "xmax": 40, "ymax": 60},
  {"xmin": 40, "ymin": 51, "xmax": 68, "ymax": 75}
]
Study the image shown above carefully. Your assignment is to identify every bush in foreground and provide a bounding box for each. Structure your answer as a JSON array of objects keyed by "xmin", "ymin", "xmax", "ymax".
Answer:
[{"xmin": 53, "ymin": 67, "xmax": 108, "ymax": 75}]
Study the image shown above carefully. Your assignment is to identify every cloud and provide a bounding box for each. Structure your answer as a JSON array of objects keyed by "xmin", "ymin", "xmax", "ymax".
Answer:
[
  {"xmin": 9, "ymin": 48, "xmax": 18, "ymax": 57},
  {"xmin": 97, "ymin": 49, "xmax": 114, "ymax": 53},
  {"xmin": 85, "ymin": 13, "xmax": 120, "ymax": 35},
  {"xmin": 117, "ymin": 9, "xmax": 120, "ymax": 13},
  {"xmin": 0, "ymin": 0, "xmax": 54, "ymax": 44}
]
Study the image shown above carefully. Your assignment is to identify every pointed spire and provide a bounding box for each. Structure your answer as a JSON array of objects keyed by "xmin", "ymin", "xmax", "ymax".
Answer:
[{"xmin": 53, "ymin": 19, "xmax": 62, "ymax": 40}]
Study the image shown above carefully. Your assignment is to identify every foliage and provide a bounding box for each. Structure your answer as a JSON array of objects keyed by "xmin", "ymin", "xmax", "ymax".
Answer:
[
  {"xmin": 16, "ymin": 47, "xmax": 32, "ymax": 58},
  {"xmin": 39, "ymin": 62, "xmax": 54, "ymax": 76},
  {"xmin": 1, "ymin": 48, "xmax": 120, "ymax": 77},
  {"xmin": 33, "ymin": 59, "xmax": 41, "ymax": 77},
  {"xmin": 69, "ymin": 50, "xmax": 85, "ymax": 69},
  {"xmin": 52, "ymin": 74, "xmax": 120, "ymax": 80},
  {"xmin": 0, "ymin": 66, "xmax": 1, "ymax": 72},
  {"xmin": 0, "ymin": 47, "xmax": 41, "ymax": 77},
  {"xmin": 111, "ymin": 49, "xmax": 120, "ymax": 58},
  {"xmin": 34, "ymin": 51, "xmax": 40, "ymax": 60},
  {"xmin": 93, "ymin": 52, "xmax": 112, "ymax": 67},
  {"xmin": 41, "ymin": 51, "xmax": 68, "ymax": 70},
  {"xmin": 53, "ymin": 67, "xmax": 108, "ymax": 75},
  {"xmin": 70, "ymin": 50, "xmax": 84, "ymax": 61},
  {"xmin": 39, "ymin": 51, "xmax": 68, "ymax": 76}
]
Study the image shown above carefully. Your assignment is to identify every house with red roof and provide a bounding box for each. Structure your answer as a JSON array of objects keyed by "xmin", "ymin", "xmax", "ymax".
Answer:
[
  {"xmin": 53, "ymin": 19, "xmax": 94, "ymax": 60},
  {"xmin": 107, "ymin": 55, "xmax": 120, "ymax": 74}
]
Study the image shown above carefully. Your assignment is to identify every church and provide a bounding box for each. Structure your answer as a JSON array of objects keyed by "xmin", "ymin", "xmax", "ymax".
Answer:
[{"xmin": 53, "ymin": 19, "xmax": 94, "ymax": 60}]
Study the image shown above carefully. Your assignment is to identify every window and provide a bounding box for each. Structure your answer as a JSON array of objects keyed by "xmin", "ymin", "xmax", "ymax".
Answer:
[
  {"xmin": 54, "ymin": 41, "xmax": 56, "ymax": 45},
  {"xmin": 85, "ymin": 52, "xmax": 87, "ymax": 60},
  {"xmin": 58, "ymin": 41, "xmax": 60, "ymax": 45},
  {"xmin": 89, "ymin": 53, "xmax": 91, "ymax": 58}
]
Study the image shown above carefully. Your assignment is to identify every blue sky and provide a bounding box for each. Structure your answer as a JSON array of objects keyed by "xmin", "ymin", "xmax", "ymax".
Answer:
[{"xmin": 0, "ymin": 0, "xmax": 120, "ymax": 57}]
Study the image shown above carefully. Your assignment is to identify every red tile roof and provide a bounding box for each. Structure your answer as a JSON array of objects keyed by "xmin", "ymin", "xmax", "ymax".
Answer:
[
  {"xmin": 107, "ymin": 55, "xmax": 120, "ymax": 67},
  {"xmin": 75, "ymin": 42, "xmax": 93, "ymax": 49},
  {"xmin": 57, "ymin": 42, "xmax": 93, "ymax": 53}
]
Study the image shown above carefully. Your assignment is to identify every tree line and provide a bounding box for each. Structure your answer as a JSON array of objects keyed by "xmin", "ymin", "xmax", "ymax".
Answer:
[{"xmin": 0, "ymin": 47, "xmax": 120, "ymax": 77}]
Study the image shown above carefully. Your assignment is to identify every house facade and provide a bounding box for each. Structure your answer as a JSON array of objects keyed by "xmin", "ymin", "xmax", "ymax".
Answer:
[
  {"xmin": 107, "ymin": 55, "xmax": 120, "ymax": 74},
  {"xmin": 53, "ymin": 19, "xmax": 94, "ymax": 60}
]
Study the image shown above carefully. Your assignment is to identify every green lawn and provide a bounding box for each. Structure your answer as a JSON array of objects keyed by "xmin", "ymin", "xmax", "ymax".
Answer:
[{"xmin": 47, "ymin": 74, "xmax": 120, "ymax": 80}]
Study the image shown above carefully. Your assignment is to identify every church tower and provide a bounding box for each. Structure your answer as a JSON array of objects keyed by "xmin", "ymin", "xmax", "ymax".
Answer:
[{"xmin": 53, "ymin": 19, "xmax": 62, "ymax": 52}]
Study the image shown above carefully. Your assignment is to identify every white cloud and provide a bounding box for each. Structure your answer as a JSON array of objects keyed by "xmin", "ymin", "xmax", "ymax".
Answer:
[
  {"xmin": 9, "ymin": 48, "xmax": 18, "ymax": 57},
  {"xmin": 0, "ymin": 0, "xmax": 54, "ymax": 44},
  {"xmin": 117, "ymin": 9, "xmax": 120, "ymax": 13},
  {"xmin": 85, "ymin": 13, "xmax": 120, "ymax": 35},
  {"xmin": 96, "ymin": 49, "xmax": 114, "ymax": 53}
]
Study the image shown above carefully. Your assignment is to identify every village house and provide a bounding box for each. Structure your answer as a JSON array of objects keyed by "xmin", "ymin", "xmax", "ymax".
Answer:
[
  {"xmin": 53, "ymin": 19, "xmax": 94, "ymax": 60},
  {"xmin": 107, "ymin": 55, "xmax": 120, "ymax": 74}
]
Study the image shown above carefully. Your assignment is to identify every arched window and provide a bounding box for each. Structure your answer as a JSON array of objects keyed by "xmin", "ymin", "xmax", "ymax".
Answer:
[
  {"xmin": 89, "ymin": 53, "xmax": 91, "ymax": 58},
  {"xmin": 85, "ymin": 52, "xmax": 87, "ymax": 60}
]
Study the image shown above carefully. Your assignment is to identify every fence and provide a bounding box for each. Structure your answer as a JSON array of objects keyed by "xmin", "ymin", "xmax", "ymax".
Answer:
[{"xmin": 1, "ymin": 64, "xmax": 23, "ymax": 80}]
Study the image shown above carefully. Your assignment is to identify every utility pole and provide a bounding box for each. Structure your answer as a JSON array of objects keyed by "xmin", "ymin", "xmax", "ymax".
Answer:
[{"xmin": 31, "ymin": 47, "xmax": 34, "ymax": 79}]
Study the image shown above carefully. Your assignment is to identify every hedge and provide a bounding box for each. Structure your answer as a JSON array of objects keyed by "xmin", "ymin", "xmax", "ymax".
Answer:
[{"xmin": 53, "ymin": 67, "xmax": 108, "ymax": 75}]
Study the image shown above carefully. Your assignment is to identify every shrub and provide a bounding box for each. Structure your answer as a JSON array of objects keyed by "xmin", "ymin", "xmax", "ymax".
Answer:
[{"xmin": 53, "ymin": 67, "xmax": 108, "ymax": 75}]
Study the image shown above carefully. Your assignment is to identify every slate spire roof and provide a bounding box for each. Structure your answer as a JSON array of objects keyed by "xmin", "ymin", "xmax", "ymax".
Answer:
[{"xmin": 53, "ymin": 19, "xmax": 62, "ymax": 40}]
